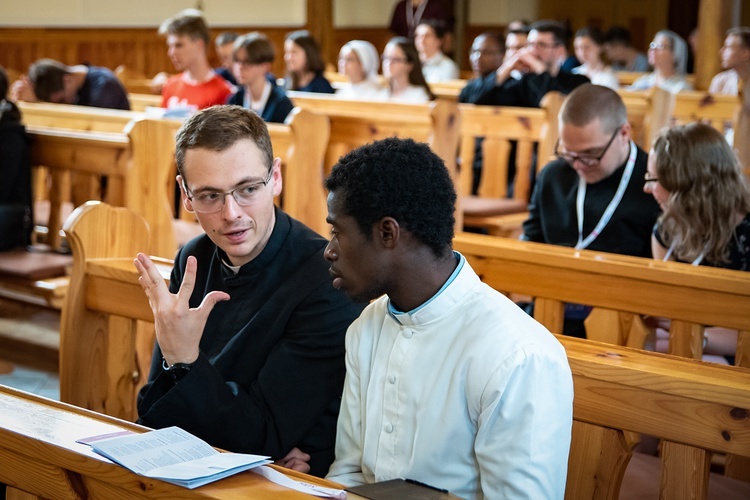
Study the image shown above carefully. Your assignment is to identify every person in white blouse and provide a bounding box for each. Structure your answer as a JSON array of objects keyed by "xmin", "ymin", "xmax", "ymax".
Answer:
[
  {"xmin": 572, "ymin": 27, "xmax": 619, "ymax": 90},
  {"xmin": 324, "ymin": 137, "xmax": 574, "ymax": 500},
  {"xmin": 630, "ymin": 30, "xmax": 693, "ymax": 94},
  {"xmin": 335, "ymin": 40, "xmax": 387, "ymax": 101},
  {"xmin": 414, "ymin": 19, "xmax": 459, "ymax": 83},
  {"xmin": 382, "ymin": 37, "xmax": 434, "ymax": 103}
]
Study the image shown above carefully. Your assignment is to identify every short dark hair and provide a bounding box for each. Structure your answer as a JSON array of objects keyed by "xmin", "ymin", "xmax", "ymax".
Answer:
[
  {"xmin": 603, "ymin": 26, "xmax": 633, "ymax": 47},
  {"xmin": 474, "ymin": 31, "xmax": 504, "ymax": 52},
  {"xmin": 418, "ymin": 18, "xmax": 449, "ymax": 40},
  {"xmin": 234, "ymin": 32, "xmax": 275, "ymax": 65},
  {"xmin": 575, "ymin": 26, "xmax": 605, "ymax": 46},
  {"xmin": 28, "ymin": 59, "xmax": 70, "ymax": 102},
  {"xmin": 158, "ymin": 9, "xmax": 209, "ymax": 46},
  {"xmin": 529, "ymin": 20, "xmax": 568, "ymax": 46},
  {"xmin": 175, "ymin": 105, "xmax": 273, "ymax": 180},
  {"xmin": 215, "ymin": 31, "xmax": 238, "ymax": 47},
  {"xmin": 727, "ymin": 27, "xmax": 750, "ymax": 49},
  {"xmin": 324, "ymin": 137, "xmax": 456, "ymax": 257}
]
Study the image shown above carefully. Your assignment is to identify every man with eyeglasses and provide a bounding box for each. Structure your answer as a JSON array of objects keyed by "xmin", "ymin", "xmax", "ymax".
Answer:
[
  {"xmin": 133, "ymin": 105, "xmax": 365, "ymax": 477},
  {"xmin": 521, "ymin": 84, "xmax": 660, "ymax": 336},
  {"xmin": 473, "ymin": 20, "xmax": 589, "ymax": 108}
]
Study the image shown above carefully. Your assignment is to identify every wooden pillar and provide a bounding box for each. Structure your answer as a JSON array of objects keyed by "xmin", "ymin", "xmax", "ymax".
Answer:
[
  {"xmin": 694, "ymin": 0, "xmax": 737, "ymax": 90},
  {"xmin": 307, "ymin": 0, "xmax": 334, "ymax": 68}
]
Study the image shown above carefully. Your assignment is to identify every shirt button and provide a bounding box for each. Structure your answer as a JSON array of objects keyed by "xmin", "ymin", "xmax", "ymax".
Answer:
[
  {"xmin": 402, "ymin": 329, "xmax": 413, "ymax": 339},
  {"xmin": 388, "ymin": 375, "xmax": 396, "ymax": 384},
  {"xmin": 384, "ymin": 423, "xmax": 394, "ymax": 433}
]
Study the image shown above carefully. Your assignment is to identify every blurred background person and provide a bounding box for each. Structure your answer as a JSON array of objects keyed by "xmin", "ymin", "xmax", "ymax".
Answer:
[
  {"xmin": 214, "ymin": 31, "xmax": 239, "ymax": 85},
  {"xmin": 158, "ymin": 9, "xmax": 233, "ymax": 111},
  {"xmin": 603, "ymin": 26, "xmax": 650, "ymax": 72},
  {"xmin": 382, "ymin": 37, "xmax": 434, "ymax": 103},
  {"xmin": 572, "ymin": 27, "xmax": 619, "ymax": 89},
  {"xmin": 0, "ymin": 66, "xmax": 32, "ymax": 251},
  {"xmin": 710, "ymin": 27, "xmax": 750, "ymax": 96},
  {"xmin": 227, "ymin": 32, "xmax": 293, "ymax": 123},
  {"xmin": 644, "ymin": 123, "xmax": 750, "ymax": 363},
  {"xmin": 336, "ymin": 40, "xmax": 386, "ymax": 100},
  {"xmin": 630, "ymin": 30, "xmax": 693, "ymax": 93},
  {"xmin": 504, "ymin": 27, "xmax": 529, "ymax": 81},
  {"xmin": 414, "ymin": 19, "xmax": 459, "ymax": 83},
  {"xmin": 284, "ymin": 30, "xmax": 334, "ymax": 93},
  {"xmin": 389, "ymin": 0, "xmax": 454, "ymax": 45},
  {"xmin": 11, "ymin": 58, "xmax": 129, "ymax": 110},
  {"xmin": 459, "ymin": 32, "xmax": 503, "ymax": 102}
]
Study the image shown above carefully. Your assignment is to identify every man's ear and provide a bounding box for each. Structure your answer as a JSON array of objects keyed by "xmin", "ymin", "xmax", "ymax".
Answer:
[
  {"xmin": 176, "ymin": 175, "xmax": 194, "ymax": 213},
  {"xmin": 377, "ymin": 217, "xmax": 400, "ymax": 249}
]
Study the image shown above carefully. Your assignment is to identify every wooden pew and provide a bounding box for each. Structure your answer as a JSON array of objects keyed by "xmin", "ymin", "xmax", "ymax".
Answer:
[
  {"xmin": 0, "ymin": 384, "xmax": 345, "ymax": 499},
  {"xmin": 0, "ymin": 118, "xmax": 176, "ymax": 309},
  {"xmin": 671, "ymin": 90, "xmax": 740, "ymax": 133},
  {"xmin": 286, "ymin": 92, "xmax": 460, "ymax": 227},
  {"xmin": 128, "ymin": 92, "xmax": 163, "ymax": 112},
  {"xmin": 4, "ymin": 341, "xmax": 749, "ymax": 500},
  {"xmin": 456, "ymin": 92, "xmax": 563, "ymax": 236},
  {"xmin": 453, "ymin": 232, "xmax": 750, "ymax": 482},
  {"xmin": 560, "ymin": 336, "xmax": 750, "ymax": 499},
  {"xmin": 287, "ymin": 92, "xmax": 459, "ymax": 172},
  {"xmin": 20, "ymin": 101, "xmax": 331, "ymax": 241},
  {"xmin": 453, "ymin": 232, "xmax": 750, "ymax": 367},
  {"xmin": 56, "ymin": 203, "xmax": 750, "ymax": 496},
  {"xmin": 617, "ymin": 87, "xmax": 674, "ymax": 150}
]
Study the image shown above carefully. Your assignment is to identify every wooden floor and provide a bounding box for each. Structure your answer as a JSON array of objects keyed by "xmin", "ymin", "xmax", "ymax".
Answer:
[{"xmin": 0, "ymin": 296, "xmax": 59, "ymax": 373}]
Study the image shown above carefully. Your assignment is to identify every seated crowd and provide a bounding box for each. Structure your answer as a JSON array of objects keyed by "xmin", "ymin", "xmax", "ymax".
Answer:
[{"xmin": 2, "ymin": 7, "xmax": 750, "ymax": 498}]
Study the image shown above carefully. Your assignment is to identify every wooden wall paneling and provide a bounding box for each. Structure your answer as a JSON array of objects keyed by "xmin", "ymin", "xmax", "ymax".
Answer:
[{"xmin": 0, "ymin": 27, "xmax": 294, "ymax": 84}]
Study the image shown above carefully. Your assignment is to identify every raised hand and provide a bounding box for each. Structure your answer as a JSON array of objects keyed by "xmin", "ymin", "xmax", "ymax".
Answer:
[{"xmin": 134, "ymin": 253, "xmax": 229, "ymax": 365}]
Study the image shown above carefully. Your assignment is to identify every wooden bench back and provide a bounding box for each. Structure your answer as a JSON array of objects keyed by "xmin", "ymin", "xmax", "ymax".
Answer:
[
  {"xmin": 617, "ymin": 87, "xmax": 674, "ymax": 150},
  {"xmin": 453, "ymin": 232, "xmax": 750, "ymax": 366},
  {"xmin": 287, "ymin": 92, "xmax": 460, "ymax": 175},
  {"xmin": 457, "ymin": 92, "xmax": 563, "ymax": 203},
  {"xmin": 560, "ymin": 335, "xmax": 750, "ymax": 499},
  {"xmin": 128, "ymin": 91, "xmax": 163, "ymax": 111},
  {"xmin": 671, "ymin": 91, "xmax": 740, "ymax": 133},
  {"xmin": 25, "ymin": 117, "xmax": 178, "ymax": 258},
  {"xmin": 51, "ymin": 203, "xmax": 750, "ymax": 498}
]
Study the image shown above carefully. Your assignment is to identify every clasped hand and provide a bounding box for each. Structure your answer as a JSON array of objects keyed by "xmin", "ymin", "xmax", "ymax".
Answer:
[{"xmin": 134, "ymin": 253, "xmax": 229, "ymax": 366}]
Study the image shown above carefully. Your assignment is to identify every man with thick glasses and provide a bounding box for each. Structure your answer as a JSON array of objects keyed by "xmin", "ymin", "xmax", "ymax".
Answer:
[
  {"xmin": 521, "ymin": 84, "xmax": 660, "ymax": 336},
  {"xmin": 133, "ymin": 105, "xmax": 364, "ymax": 477}
]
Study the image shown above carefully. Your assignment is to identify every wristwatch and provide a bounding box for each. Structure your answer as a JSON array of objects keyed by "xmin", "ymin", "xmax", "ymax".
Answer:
[{"xmin": 162, "ymin": 358, "xmax": 195, "ymax": 383}]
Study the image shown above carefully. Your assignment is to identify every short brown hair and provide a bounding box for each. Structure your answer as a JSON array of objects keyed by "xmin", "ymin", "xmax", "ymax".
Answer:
[
  {"xmin": 560, "ymin": 83, "xmax": 627, "ymax": 134},
  {"xmin": 28, "ymin": 59, "xmax": 70, "ymax": 102},
  {"xmin": 175, "ymin": 105, "xmax": 273, "ymax": 180},
  {"xmin": 234, "ymin": 32, "xmax": 275, "ymax": 65},
  {"xmin": 159, "ymin": 9, "xmax": 209, "ymax": 46},
  {"xmin": 727, "ymin": 27, "xmax": 750, "ymax": 49}
]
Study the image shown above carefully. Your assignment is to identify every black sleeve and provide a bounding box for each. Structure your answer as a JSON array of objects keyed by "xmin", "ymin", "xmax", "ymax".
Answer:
[{"xmin": 521, "ymin": 165, "xmax": 547, "ymax": 243}]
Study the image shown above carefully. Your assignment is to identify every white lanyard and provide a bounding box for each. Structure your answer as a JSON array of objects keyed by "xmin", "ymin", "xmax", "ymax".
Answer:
[
  {"xmin": 664, "ymin": 244, "xmax": 704, "ymax": 265},
  {"xmin": 406, "ymin": 0, "xmax": 429, "ymax": 35},
  {"xmin": 575, "ymin": 140, "xmax": 637, "ymax": 249}
]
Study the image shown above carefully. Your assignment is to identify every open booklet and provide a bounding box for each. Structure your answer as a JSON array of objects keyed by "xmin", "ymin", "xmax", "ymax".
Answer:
[{"xmin": 87, "ymin": 426, "xmax": 271, "ymax": 489}]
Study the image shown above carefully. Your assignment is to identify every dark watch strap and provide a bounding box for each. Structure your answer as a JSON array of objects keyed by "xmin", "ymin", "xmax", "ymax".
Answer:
[{"xmin": 162, "ymin": 358, "xmax": 195, "ymax": 383}]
